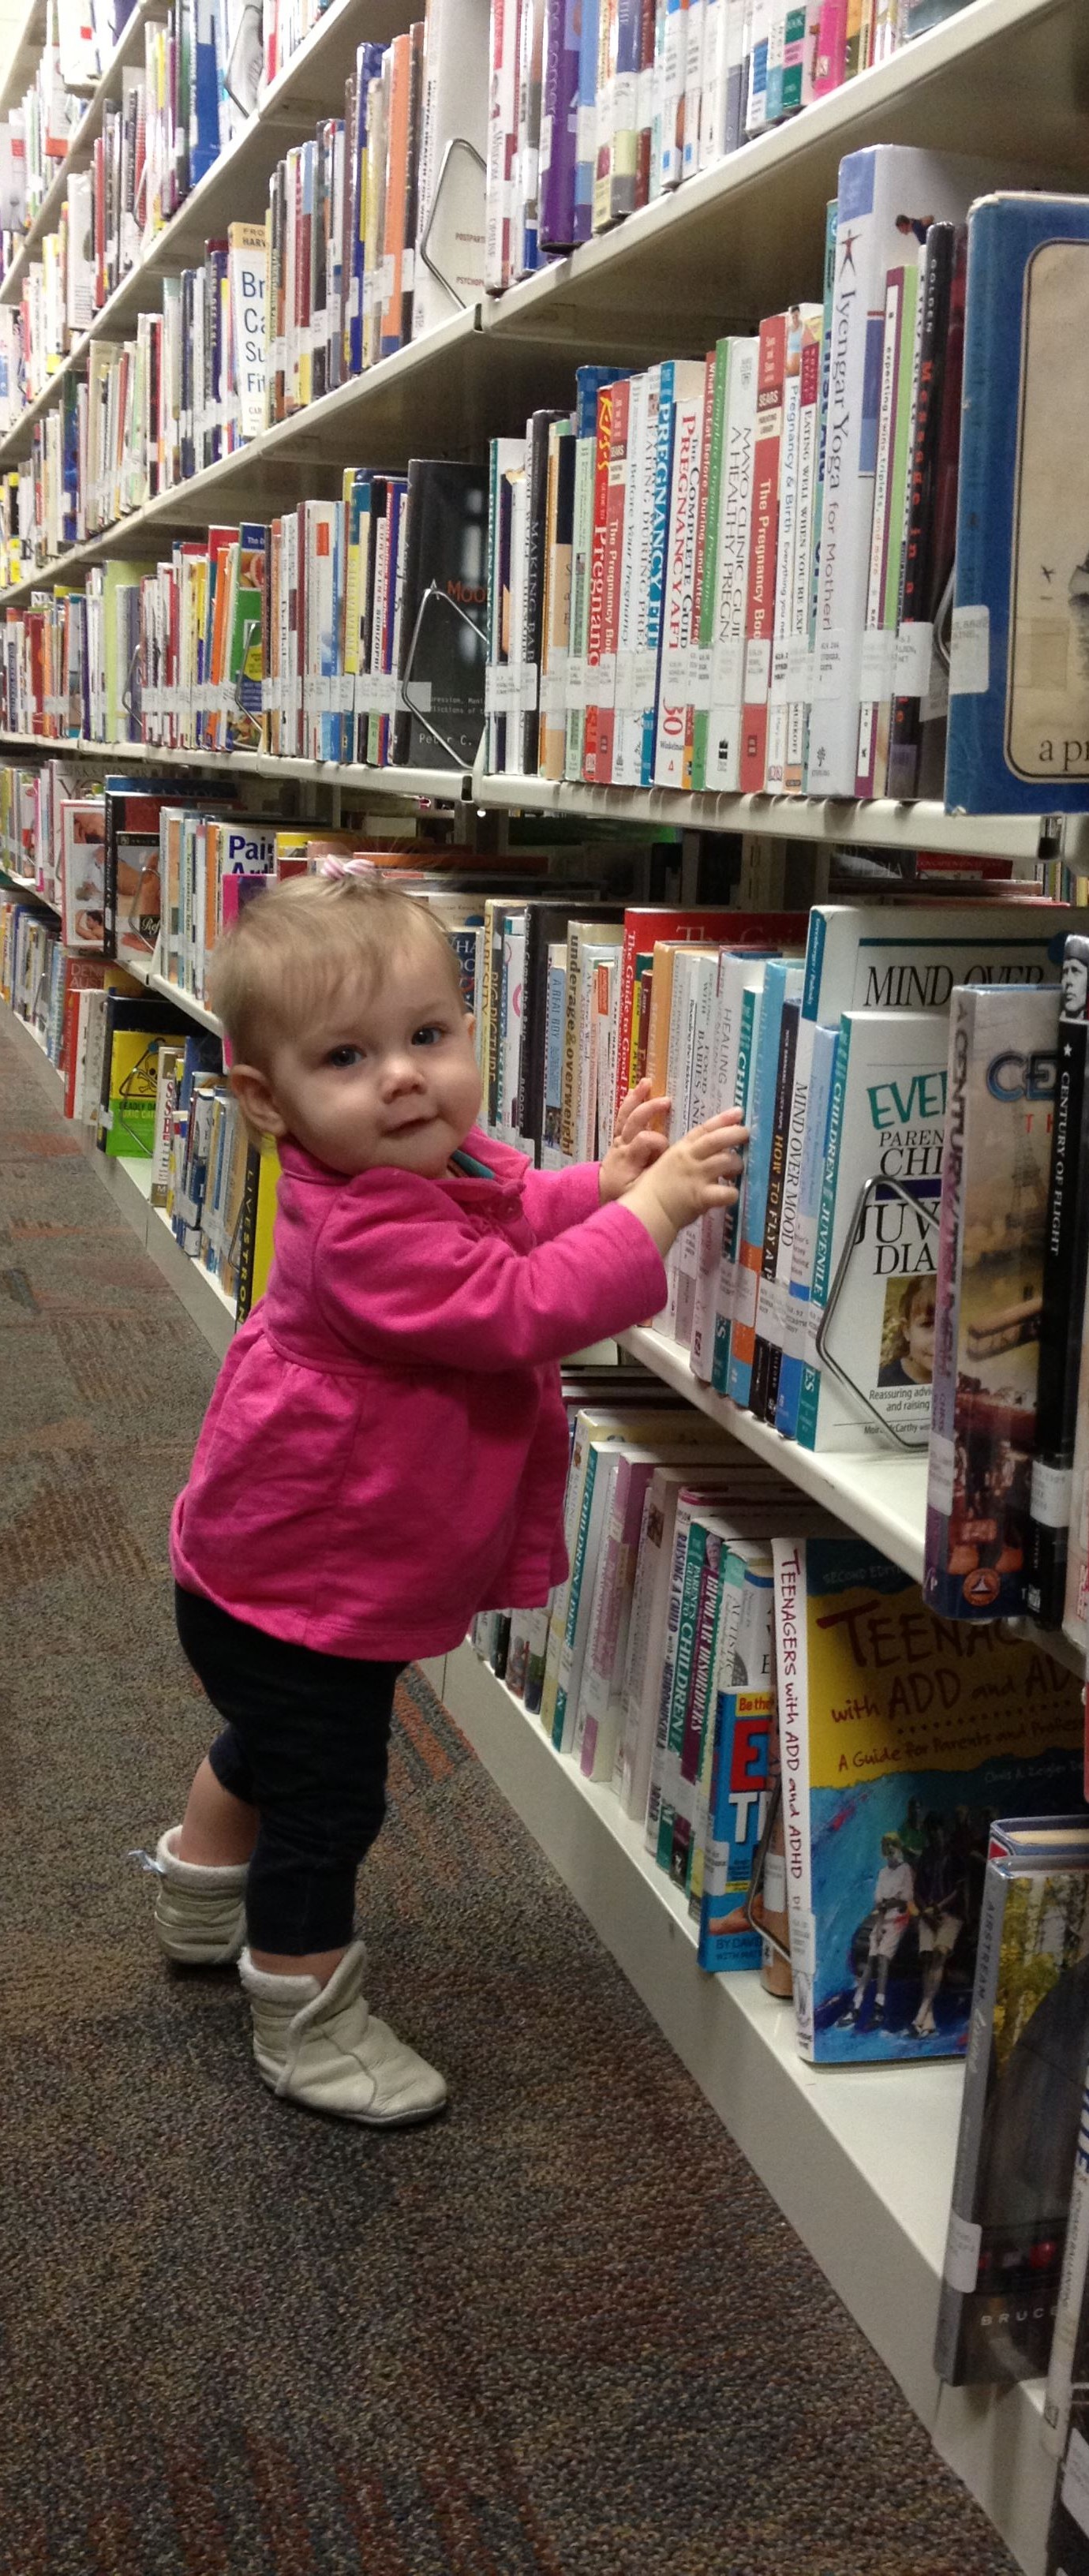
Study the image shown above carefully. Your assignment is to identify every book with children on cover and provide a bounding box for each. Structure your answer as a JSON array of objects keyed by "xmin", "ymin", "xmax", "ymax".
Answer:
[{"xmin": 773, "ymin": 1532, "xmax": 1083, "ymax": 2065}]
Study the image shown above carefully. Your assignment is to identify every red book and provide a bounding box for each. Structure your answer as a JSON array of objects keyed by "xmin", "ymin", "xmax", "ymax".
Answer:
[
  {"xmin": 612, "ymin": 904, "xmax": 809, "ymax": 1125},
  {"xmin": 582, "ymin": 380, "xmax": 616, "ymax": 783},
  {"xmin": 739, "ymin": 312, "xmax": 787, "ymax": 796},
  {"xmin": 594, "ymin": 376, "xmax": 631, "ymax": 785}
]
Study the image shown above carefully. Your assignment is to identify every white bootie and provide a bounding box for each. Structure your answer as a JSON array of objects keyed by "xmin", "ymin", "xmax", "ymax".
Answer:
[
  {"xmin": 130, "ymin": 1828, "xmax": 248, "ymax": 1965},
  {"xmin": 238, "ymin": 1940, "xmax": 447, "ymax": 2126}
]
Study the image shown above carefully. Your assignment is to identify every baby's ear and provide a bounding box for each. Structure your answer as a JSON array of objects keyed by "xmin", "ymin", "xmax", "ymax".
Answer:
[{"xmin": 229, "ymin": 1061, "xmax": 286, "ymax": 1138}]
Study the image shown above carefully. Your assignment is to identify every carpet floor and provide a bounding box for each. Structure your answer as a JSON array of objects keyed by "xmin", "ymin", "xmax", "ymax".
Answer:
[{"xmin": 0, "ymin": 1009, "xmax": 1020, "ymax": 2576}]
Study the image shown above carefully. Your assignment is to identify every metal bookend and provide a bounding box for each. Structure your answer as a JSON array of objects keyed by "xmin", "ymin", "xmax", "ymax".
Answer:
[
  {"xmin": 399, "ymin": 578, "xmax": 485, "ymax": 769},
  {"xmin": 743, "ymin": 1777, "xmax": 793, "ymax": 1968},
  {"xmin": 417, "ymin": 138, "xmax": 487, "ymax": 308},
  {"xmin": 814, "ymin": 1172, "xmax": 940, "ymax": 1454}
]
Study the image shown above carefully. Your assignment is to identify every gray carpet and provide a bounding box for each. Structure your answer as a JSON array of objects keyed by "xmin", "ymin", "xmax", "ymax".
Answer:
[{"xmin": 0, "ymin": 1009, "xmax": 1019, "ymax": 2576}]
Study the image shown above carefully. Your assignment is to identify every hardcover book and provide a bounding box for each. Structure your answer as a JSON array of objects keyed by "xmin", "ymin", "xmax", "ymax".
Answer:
[
  {"xmin": 945, "ymin": 195, "xmax": 1089, "ymax": 815},
  {"xmin": 935, "ymin": 1818, "xmax": 1089, "ymax": 2387}
]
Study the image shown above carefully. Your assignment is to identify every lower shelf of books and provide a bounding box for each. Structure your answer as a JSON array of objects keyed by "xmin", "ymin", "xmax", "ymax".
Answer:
[
  {"xmin": 2, "ymin": 1001, "xmax": 238, "ymax": 1358},
  {"xmin": 438, "ymin": 1636, "xmax": 1056, "ymax": 2576}
]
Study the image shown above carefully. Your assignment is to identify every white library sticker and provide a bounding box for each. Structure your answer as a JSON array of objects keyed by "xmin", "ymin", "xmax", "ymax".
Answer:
[
  {"xmin": 949, "ymin": 604, "xmax": 990, "ymax": 696},
  {"xmin": 943, "ymin": 2211, "xmax": 981, "ymax": 2295}
]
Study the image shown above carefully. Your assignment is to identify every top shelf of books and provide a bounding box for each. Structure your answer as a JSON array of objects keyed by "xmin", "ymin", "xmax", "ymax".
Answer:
[{"xmin": 0, "ymin": 0, "xmax": 47, "ymax": 120}]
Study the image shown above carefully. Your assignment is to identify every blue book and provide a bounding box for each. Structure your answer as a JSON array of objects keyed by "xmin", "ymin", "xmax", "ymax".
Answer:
[
  {"xmin": 945, "ymin": 191, "xmax": 1089, "ymax": 816},
  {"xmin": 191, "ymin": 0, "xmax": 220, "ymax": 186},
  {"xmin": 697, "ymin": 1685, "xmax": 772, "ymax": 1973},
  {"xmin": 727, "ymin": 958, "xmax": 800, "ymax": 1409},
  {"xmin": 775, "ymin": 1021, "xmax": 836, "ymax": 1440}
]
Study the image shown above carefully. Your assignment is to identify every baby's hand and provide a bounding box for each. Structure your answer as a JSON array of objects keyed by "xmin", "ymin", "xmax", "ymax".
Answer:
[
  {"xmin": 598, "ymin": 1077, "xmax": 672, "ymax": 1204},
  {"xmin": 620, "ymin": 1110, "xmax": 748, "ymax": 1258}
]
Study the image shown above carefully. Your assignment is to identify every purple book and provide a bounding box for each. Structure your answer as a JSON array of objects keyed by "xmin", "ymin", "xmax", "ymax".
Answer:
[{"xmin": 539, "ymin": 0, "xmax": 581, "ymax": 252}]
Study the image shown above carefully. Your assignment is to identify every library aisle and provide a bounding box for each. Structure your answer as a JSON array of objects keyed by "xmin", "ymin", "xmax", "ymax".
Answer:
[{"xmin": 0, "ymin": 961, "xmax": 1021, "ymax": 2574}]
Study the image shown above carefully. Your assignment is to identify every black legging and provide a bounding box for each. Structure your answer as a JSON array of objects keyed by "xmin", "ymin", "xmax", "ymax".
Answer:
[{"xmin": 175, "ymin": 1584, "xmax": 403, "ymax": 1954}]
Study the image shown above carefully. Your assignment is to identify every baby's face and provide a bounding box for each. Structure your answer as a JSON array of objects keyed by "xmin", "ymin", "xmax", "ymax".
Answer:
[
  {"xmin": 261, "ymin": 945, "xmax": 482, "ymax": 1178},
  {"xmin": 908, "ymin": 1290, "xmax": 936, "ymax": 1372}
]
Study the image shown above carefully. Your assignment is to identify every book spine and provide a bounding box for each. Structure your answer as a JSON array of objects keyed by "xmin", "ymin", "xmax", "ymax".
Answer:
[
  {"xmin": 671, "ymin": 1531, "xmax": 723, "ymax": 1887},
  {"xmin": 795, "ymin": 1011, "xmax": 848, "ymax": 1450},
  {"xmin": 776, "ymin": 1020, "xmax": 835, "ymax": 1436},
  {"xmin": 582, "ymin": 383, "xmax": 615, "ymax": 781},
  {"xmin": 773, "ymin": 1534, "xmax": 813, "ymax": 2058},
  {"xmin": 739, "ymin": 311, "xmax": 785, "ymax": 792},
  {"xmin": 1044, "ymin": 2069, "xmax": 1089, "ymax": 2456},
  {"xmin": 691, "ymin": 339, "xmax": 728, "ymax": 793},
  {"xmin": 653, "ymin": 368, "xmax": 704, "ymax": 788},
  {"xmin": 1028, "ymin": 945, "xmax": 1089, "ymax": 1629},
  {"xmin": 922, "ymin": 988, "xmax": 970, "ymax": 1604},
  {"xmin": 750, "ymin": 995, "xmax": 798, "ymax": 1417},
  {"xmin": 644, "ymin": 1499, "xmax": 694, "ymax": 1853},
  {"xmin": 933, "ymin": 1857, "xmax": 1011, "ymax": 2383},
  {"xmin": 887, "ymin": 222, "xmax": 952, "ymax": 798},
  {"xmin": 710, "ymin": 979, "xmax": 758, "ymax": 1393}
]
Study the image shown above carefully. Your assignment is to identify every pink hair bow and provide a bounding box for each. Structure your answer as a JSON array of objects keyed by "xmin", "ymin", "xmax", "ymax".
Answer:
[{"xmin": 316, "ymin": 854, "xmax": 382, "ymax": 882}]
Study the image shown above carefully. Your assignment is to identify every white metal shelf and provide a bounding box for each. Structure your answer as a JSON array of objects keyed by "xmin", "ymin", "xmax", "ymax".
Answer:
[
  {"xmin": 440, "ymin": 1636, "xmax": 1053, "ymax": 2576},
  {"xmin": 0, "ymin": 730, "xmax": 1082, "ymax": 862}
]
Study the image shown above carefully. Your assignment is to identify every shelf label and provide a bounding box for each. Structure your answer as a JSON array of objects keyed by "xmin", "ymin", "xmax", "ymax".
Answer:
[
  {"xmin": 942, "ymin": 2211, "xmax": 981, "ymax": 2295},
  {"xmin": 949, "ymin": 604, "xmax": 990, "ymax": 697}
]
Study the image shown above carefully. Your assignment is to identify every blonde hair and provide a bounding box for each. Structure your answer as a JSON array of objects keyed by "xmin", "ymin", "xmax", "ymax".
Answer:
[{"xmin": 208, "ymin": 872, "xmax": 465, "ymax": 1067}]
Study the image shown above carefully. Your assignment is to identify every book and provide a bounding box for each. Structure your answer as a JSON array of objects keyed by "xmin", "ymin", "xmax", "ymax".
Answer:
[
  {"xmin": 945, "ymin": 194, "xmax": 1089, "ymax": 816},
  {"xmin": 925, "ymin": 984, "xmax": 1061, "ymax": 1623},
  {"xmin": 773, "ymin": 1532, "xmax": 1084, "ymax": 2067},
  {"xmin": 797, "ymin": 1006, "xmax": 946, "ymax": 1454},
  {"xmin": 934, "ymin": 1816, "xmax": 1089, "ymax": 2387},
  {"xmin": 808, "ymin": 145, "xmax": 998, "ymax": 799},
  {"xmin": 1028, "ymin": 938, "xmax": 1089, "ymax": 1631},
  {"xmin": 388, "ymin": 459, "xmax": 488, "ymax": 768}
]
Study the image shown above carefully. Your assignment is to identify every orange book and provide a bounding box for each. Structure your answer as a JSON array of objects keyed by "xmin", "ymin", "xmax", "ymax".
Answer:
[{"xmin": 380, "ymin": 32, "xmax": 412, "ymax": 358}]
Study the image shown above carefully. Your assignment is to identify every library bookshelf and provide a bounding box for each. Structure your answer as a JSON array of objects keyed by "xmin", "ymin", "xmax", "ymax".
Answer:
[{"xmin": 5, "ymin": 0, "xmax": 1089, "ymax": 2563}]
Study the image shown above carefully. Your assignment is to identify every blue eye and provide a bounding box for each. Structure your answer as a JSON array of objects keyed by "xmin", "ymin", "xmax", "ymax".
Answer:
[{"xmin": 325, "ymin": 1045, "xmax": 361, "ymax": 1069}]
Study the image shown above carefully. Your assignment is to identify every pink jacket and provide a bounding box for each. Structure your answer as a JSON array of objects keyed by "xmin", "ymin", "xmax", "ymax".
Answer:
[{"xmin": 170, "ymin": 1129, "xmax": 668, "ymax": 1660}]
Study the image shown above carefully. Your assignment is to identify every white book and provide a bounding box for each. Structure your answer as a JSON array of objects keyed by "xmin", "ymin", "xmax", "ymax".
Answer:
[
  {"xmin": 807, "ymin": 145, "xmax": 994, "ymax": 796},
  {"xmin": 414, "ymin": 0, "xmax": 488, "ymax": 335},
  {"xmin": 764, "ymin": 325, "xmax": 803, "ymax": 792},
  {"xmin": 703, "ymin": 336, "xmax": 758, "ymax": 792},
  {"xmin": 690, "ymin": 945, "xmax": 762, "ymax": 1378},
  {"xmin": 672, "ymin": 947, "xmax": 719, "ymax": 1346},
  {"xmin": 682, "ymin": 0, "xmax": 705, "ymax": 178},
  {"xmin": 229, "ymin": 224, "xmax": 267, "ymax": 442},
  {"xmin": 653, "ymin": 360, "xmax": 706, "ymax": 785}
]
